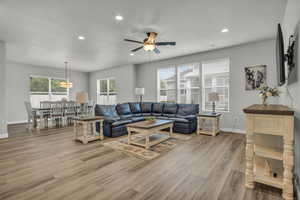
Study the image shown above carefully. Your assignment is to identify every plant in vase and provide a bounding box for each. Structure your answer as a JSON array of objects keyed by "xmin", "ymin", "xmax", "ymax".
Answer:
[
  {"xmin": 258, "ymin": 85, "xmax": 280, "ymax": 106},
  {"xmin": 145, "ymin": 116, "xmax": 156, "ymax": 123}
]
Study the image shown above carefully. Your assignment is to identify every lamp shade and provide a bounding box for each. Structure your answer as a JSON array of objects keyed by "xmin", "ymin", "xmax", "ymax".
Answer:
[
  {"xmin": 76, "ymin": 92, "xmax": 88, "ymax": 104},
  {"xmin": 208, "ymin": 92, "xmax": 219, "ymax": 102},
  {"xmin": 135, "ymin": 88, "xmax": 145, "ymax": 96}
]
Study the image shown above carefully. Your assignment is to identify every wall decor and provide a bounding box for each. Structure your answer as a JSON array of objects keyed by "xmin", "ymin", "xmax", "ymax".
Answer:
[{"xmin": 245, "ymin": 65, "xmax": 266, "ymax": 90}]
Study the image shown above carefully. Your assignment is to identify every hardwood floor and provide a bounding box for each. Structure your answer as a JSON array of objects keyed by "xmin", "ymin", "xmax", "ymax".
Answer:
[{"xmin": 0, "ymin": 124, "xmax": 282, "ymax": 200}]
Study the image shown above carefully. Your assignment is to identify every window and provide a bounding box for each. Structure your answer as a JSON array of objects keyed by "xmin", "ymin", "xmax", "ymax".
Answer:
[
  {"xmin": 202, "ymin": 58, "xmax": 230, "ymax": 112},
  {"xmin": 97, "ymin": 78, "xmax": 117, "ymax": 105},
  {"xmin": 30, "ymin": 76, "xmax": 68, "ymax": 107},
  {"xmin": 158, "ymin": 64, "xmax": 200, "ymax": 104},
  {"xmin": 178, "ymin": 64, "xmax": 200, "ymax": 104},
  {"xmin": 158, "ymin": 68, "xmax": 176, "ymax": 102}
]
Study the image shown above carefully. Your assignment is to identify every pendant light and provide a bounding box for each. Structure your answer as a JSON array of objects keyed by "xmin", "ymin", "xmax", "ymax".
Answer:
[{"xmin": 60, "ymin": 61, "xmax": 73, "ymax": 88}]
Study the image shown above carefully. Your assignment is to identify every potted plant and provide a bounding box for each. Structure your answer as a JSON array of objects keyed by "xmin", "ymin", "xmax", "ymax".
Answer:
[
  {"xmin": 145, "ymin": 116, "xmax": 156, "ymax": 123},
  {"xmin": 258, "ymin": 85, "xmax": 280, "ymax": 106}
]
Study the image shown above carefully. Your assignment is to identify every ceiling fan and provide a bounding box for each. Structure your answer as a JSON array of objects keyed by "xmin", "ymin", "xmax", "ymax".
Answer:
[{"xmin": 124, "ymin": 32, "xmax": 176, "ymax": 54}]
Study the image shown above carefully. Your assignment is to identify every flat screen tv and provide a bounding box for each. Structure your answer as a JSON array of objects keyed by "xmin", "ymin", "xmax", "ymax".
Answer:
[{"xmin": 276, "ymin": 23, "xmax": 285, "ymax": 86}]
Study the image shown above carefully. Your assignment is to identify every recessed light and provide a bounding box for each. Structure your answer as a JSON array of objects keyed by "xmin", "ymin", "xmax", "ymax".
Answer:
[
  {"xmin": 78, "ymin": 35, "xmax": 85, "ymax": 40},
  {"xmin": 115, "ymin": 15, "xmax": 123, "ymax": 21},
  {"xmin": 130, "ymin": 53, "xmax": 134, "ymax": 56},
  {"xmin": 221, "ymin": 28, "xmax": 229, "ymax": 33}
]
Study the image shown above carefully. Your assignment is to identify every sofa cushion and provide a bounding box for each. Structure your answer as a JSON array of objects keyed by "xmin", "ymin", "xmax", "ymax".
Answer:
[
  {"xmin": 156, "ymin": 116, "xmax": 169, "ymax": 120},
  {"xmin": 130, "ymin": 116, "xmax": 145, "ymax": 122},
  {"xmin": 112, "ymin": 119, "xmax": 132, "ymax": 127},
  {"xmin": 116, "ymin": 103, "xmax": 132, "ymax": 119},
  {"xmin": 95, "ymin": 105, "xmax": 119, "ymax": 118},
  {"xmin": 176, "ymin": 104, "xmax": 199, "ymax": 117},
  {"xmin": 116, "ymin": 103, "xmax": 131, "ymax": 115},
  {"xmin": 142, "ymin": 113, "xmax": 152, "ymax": 116},
  {"xmin": 104, "ymin": 117, "xmax": 121, "ymax": 123},
  {"xmin": 152, "ymin": 103, "xmax": 164, "ymax": 116},
  {"xmin": 169, "ymin": 117, "xmax": 189, "ymax": 123},
  {"xmin": 129, "ymin": 102, "xmax": 142, "ymax": 114},
  {"xmin": 141, "ymin": 102, "xmax": 153, "ymax": 113},
  {"xmin": 163, "ymin": 103, "xmax": 178, "ymax": 117}
]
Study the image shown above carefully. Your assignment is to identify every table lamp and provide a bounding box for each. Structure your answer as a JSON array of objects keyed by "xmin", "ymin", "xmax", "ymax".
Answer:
[
  {"xmin": 76, "ymin": 92, "xmax": 88, "ymax": 115},
  {"xmin": 135, "ymin": 88, "xmax": 145, "ymax": 102},
  {"xmin": 208, "ymin": 92, "xmax": 219, "ymax": 114},
  {"xmin": 76, "ymin": 92, "xmax": 88, "ymax": 104}
]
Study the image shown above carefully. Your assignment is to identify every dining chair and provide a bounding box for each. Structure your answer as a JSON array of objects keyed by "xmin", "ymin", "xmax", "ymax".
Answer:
[
  {"xmin": 40, "ymin": 101, "xmax": 52, "ymax": 128},
  {"xmin": 64, "ymin": 101, "xmax": 76, "ymax": 125},
  {"xmin": 24, "ymin": 101, "xmax": 35, "ymax": 130},
  {"xmin": 76, "ymin": 103, "xmax": 88, "ymax": 117},
  {"xmin": 87, "ymin": 100, "xmax": 95, "ymax": 116},
  {"xmin": 50, "ymin": 102, "xmax": 64, "ymax": 127}
]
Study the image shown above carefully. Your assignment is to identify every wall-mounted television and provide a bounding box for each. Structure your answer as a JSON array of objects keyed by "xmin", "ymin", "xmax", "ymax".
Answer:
[{"xmin": 276, "ymin": 23, "xmax": 286, "ymax": 86}]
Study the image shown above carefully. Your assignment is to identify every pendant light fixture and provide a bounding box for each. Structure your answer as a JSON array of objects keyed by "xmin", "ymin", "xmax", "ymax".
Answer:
[{"xmin": 60, "ymin": 61, "xmax": 73, "ymax": 89}]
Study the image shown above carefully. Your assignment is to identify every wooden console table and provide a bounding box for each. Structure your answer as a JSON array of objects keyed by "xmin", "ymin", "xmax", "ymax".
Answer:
[
  {"xmin": 74, "ymin": 116, "xmax": 104, "ymax": 144},
  {"xmin": 243, "ymin": 104, "xmax": 294, "ymax": 200},
  {"xmin": 197, "ymin": 112, "xmax": 221, "ymax": 136}
]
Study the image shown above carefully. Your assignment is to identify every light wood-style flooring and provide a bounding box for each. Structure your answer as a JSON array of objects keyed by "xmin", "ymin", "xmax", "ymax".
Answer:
[{"xmin": 0, "ymin": 124, "xmax": 282, "ymax": 200}]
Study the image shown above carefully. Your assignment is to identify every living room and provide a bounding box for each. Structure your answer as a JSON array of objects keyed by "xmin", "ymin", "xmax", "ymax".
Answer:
[{"xmin": 0, "ymin": 0, "xmax": 300, "ymax": 199}]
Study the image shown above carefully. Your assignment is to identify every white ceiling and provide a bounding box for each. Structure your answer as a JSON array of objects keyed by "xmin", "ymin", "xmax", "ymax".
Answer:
[{"xmin": 0, "ymin": 0, "xmax": 287, "ymax": 72}]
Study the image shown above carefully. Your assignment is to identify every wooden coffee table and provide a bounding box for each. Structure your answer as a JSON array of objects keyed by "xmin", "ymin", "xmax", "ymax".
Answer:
[
  {"xmin": 73, "ymin": 116, "xmax": 104, "ymax": 144},
  {"xmin": 126, "ymin": 119, "xmax": 174, "ymax": 149}
]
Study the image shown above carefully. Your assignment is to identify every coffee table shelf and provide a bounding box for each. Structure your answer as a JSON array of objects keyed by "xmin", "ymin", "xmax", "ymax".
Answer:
[{"xmin": 127, "ymin": 120, "xmax": 174, "ymax": 150}]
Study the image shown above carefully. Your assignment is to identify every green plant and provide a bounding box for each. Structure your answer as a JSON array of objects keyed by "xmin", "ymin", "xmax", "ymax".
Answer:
[{"xmin": 145, "ymin": 116, "xmax": 156, "ymax": 121}]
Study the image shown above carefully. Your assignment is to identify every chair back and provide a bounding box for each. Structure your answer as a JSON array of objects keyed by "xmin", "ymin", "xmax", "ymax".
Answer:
[
  {"xmin": 65, "ymin": 101, "xmax": 76, "ymax": 115},
  {"xmin": 24, "ymin": 101, "xmax": 33, "ymax": 118},
  {"xmin": 51, "ymin": 102, "xmax": 63, "ymax": 116},
  {"xmin": 40, "ymin": 101, "xmax": 52, "ymax": 109},
  {"xmin": 87, "ymin": 100, "xmax": 95, "ymax": 115}
]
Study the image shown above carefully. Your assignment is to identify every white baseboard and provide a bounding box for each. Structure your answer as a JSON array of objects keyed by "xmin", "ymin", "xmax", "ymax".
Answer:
[
  {"xmin": 221, "ymin": 128, "xmax": 246, "ymax": 134},
  {"xmin": 0, "ymin": 133, "xmax": 8, "ymax": 139},
  {"xmin": 7, "ymin": 120, "xmax": 27, "ymax": 125}
]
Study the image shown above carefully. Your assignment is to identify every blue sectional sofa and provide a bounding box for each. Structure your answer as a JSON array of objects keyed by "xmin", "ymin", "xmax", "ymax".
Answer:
[{"xmin": 95, "ymin": 102, "xmax": 199, "ymax": 137}]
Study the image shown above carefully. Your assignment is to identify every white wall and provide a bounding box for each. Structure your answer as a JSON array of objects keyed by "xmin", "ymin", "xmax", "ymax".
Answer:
[
  {"xmin": 0, "ymin": 41, "xmax": 7, "ymax": 136},
  {"xmin": 89, "ymin": 64, "xmax": 136, "ymax": 104},
  {"xmin": 281, "ymin": 0, "xmax": 300, "ymax": 197},
  {"xmin": 136, "ymin": 39, "xmax": 277, "ymax": 131},
  {"xmin": 6, "ymin": 62, "xmax": 89, "ymax": 123}
]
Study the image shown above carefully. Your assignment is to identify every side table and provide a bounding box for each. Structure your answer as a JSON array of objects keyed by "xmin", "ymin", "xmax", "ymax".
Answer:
[
  {"xmin": 197, "ymin": 112, "xmax": 221, "ymax": 136},
  {"xmin": 74, "ymin": 116, "xmax": 104, "ymax": 144}
]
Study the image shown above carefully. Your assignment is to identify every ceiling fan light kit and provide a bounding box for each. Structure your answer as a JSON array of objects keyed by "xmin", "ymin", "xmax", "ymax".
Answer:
[{"xmin": 124, "ymin": 32, "xmax": 176, "ymax": 54}]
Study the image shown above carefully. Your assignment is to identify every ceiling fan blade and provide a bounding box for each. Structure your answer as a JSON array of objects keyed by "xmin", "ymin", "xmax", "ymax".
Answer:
[
  {"xmin": 124, "ymin": 39, "xmax": 143, "ymax": 44},
  {"xmin": 131, "ymin": 46, "xmax": 143, "ymax": 52},
  {"xmin": 154, "ymin": 48, "xmax": 160, "ymax": 54},
  {"xmin": 156, "ymin": 42, "xmax": 176, "ymax": 46}
]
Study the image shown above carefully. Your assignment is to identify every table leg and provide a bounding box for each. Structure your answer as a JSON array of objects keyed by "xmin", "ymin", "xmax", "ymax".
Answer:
[
  {"xmin": 145, "ymin": 135, "xmax": 150, "ymax": 150},
  {"xmin": 128, "ymin": 128, "xmax": 132, "ymax": 145},
  {"xmin": 169, "ymin": 125, "xmax": 173, "ymax": 137},
  {"xmin": 93, "ymin": 122, "xmax": 97, "ymax": 136},
  {"xmin": 283, "ymin": 138, "xmax": 294, "ymax": 200},
  {"xmin": 38, "ymin": 111, "xmax": 44, "ymax": 130},
  {"xmin": 197, "ymin": 117, "xmax": 200, "ymax": 135},
  {"xmin": 82, "ymin": 122, "xmax": 88, "ymax": 144},
  {"xmin": 74, "ymin": 121, "xmax": 77, "ymax": 140},
  {"xmin": 245, "ymin": 133, "xmax": 254, "ymax": 188},
  {"xmin": 100, "ymin": 121, "xmax": 104, "ymax": 140},
  {"xmin": 212, "ymin": 118, "xmax": 217, "ymax": 136}
]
